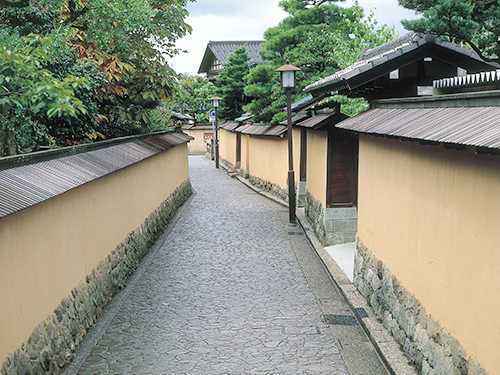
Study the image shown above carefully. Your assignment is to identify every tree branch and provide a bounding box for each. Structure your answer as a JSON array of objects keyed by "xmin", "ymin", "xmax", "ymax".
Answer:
[
  {"xmin": 462, "ymin": 35, "xmax": 499, "ymax": 63},
  {"xmin": 0, "ymin": 91, "xmax": 23, "ymax": 97},
  {"xmin": 65, "ymin": 0, "xmax": 89, "ymax": 25}
]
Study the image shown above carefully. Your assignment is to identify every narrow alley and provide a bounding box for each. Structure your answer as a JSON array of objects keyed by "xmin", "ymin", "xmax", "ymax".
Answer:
[{"xmin": 64, "ymin": 155, "xmax": 388, "ymax": 375}]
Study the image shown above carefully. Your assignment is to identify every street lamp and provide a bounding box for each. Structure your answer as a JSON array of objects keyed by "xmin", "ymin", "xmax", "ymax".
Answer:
[
  {"xmin": 276, "ymin": 60, "xmax": 301, "ymax": 223},
  {"xmin": 210, "ymin": 96, "xmax": 222, "ymax": 169}
]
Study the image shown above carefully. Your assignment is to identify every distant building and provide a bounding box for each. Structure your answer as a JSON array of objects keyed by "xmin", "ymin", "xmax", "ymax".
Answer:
[{"xmin": 198, "ymin": 40, "xmax": 267, "ymax": 80}]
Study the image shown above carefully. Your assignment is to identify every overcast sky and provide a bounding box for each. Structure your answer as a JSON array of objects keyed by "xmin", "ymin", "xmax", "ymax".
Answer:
[{"xmin": 168, "ymin": 0, "xmax": 419, "ymax": 75}]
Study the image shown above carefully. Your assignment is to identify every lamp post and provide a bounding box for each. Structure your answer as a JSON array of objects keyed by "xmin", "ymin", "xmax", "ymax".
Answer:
[
  {"xmin": 210, "ymin": 96, "xmax": 222, "ymax": 169},
  {"xmin": 276, "ymin": 60, "xmax": 301, "ymax": 224}
]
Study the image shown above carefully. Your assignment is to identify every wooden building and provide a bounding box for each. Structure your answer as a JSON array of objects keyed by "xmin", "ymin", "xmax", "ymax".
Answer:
[{"xmin": 198, "ymin": 40, "xmax": 267, "ymax": 80}]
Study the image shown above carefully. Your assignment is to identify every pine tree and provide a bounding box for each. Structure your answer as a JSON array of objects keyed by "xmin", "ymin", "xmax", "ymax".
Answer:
[
  {"xmin": 399, "ymin": 0, "xmax": 500, "ymax": 63},
  {"xmin": 217, "ymin": 46, "xmax": 251, "ymax": 120}
]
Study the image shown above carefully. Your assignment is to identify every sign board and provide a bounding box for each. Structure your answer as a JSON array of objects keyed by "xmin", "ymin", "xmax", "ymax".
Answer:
[{"xmin": 209, "ymin": 108, "xmax": 216, "ymax": 123}]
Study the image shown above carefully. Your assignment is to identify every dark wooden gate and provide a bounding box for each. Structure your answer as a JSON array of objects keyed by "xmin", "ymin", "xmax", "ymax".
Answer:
[{"xmin": 327, "ymin": 131, "xmax": 357, "ymax": 207}]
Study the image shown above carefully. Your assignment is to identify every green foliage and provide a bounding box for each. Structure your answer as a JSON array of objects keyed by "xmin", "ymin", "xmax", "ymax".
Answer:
[
  {"xmin": 175, "ymin": 74, "xmax": 218, "ymax": 123},
  {"xmin": 0, "ymin": 2, "xmax": 57, "ymax": 36},
  {"xmin": 243, "ymin": 64, "xmax": 277, "ymax": 123},
  {"xmin": 0, "ymin": 0, "xmax": 194, "ymax": 155},
  {"xmin": 242, "ymin": 0, "xmax": 396, "ymax": 123},
  {"xmin": 399, "ymin": 0, "xmax": 500, "ymax": 62},
  {"xmin": 144, "ymin": 100, "xmax": 176, "ymax": 132},
  {"xmin": 0, "ymin": 44, "xmax": 90, "ymax": 153},
  {"xmin": 216, "ymin": 46, "xmax": 251, "ymax": 120},
  {"xmin": 0, "ymin": 46, "xmax": 89, "ymax": 119}
]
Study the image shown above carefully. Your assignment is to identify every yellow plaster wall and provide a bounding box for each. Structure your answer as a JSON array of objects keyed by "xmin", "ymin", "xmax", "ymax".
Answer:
[
  {"xmin": 183, "ymin": 127, "xmax": 212, "ymax": 154},
  {"xmin": 357, "ymin": 135, "xmax": 500, "ymax": 373},
  {"xmin": 242, "ymin": 134, "xmax": 249, "ymax": 171},
  {"xmin": 305, "ymin": 129, "xmax": 328, "ymax": 207},
  {"xmin": 0, "ymin": 144, "xmax": 190, "ymax": 361},
  {"xmin": 247, "ymin": 128, "xmax": 301, "ymax": 190},
  {"xmin": 219, "ymin": 129, "xmax": 237, "ymax": 166}
]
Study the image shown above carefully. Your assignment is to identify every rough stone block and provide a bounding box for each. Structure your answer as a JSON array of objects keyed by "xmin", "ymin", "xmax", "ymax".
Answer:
[
  {"xmin": 324, "ymin": 208, "xmax": 341, "ymax": 220},
  {"xmin": 468, "ymin": 356, "xmax": 488, "ymax": 375},
  {"xmin": 296, "ymin": 181, "xmax": 307, "ymax": 207},
  {"xmin": 324, "ymin": 219, "xmax": 334, "ymax": 232},
  {"xmin": 349, "ymin": 220, "xmax": 358, "ymax": 231},
  {"xmin": 414, "ymin": 323, "xmax": 430, "ymax": 354},
  {"xmin": 324, "ymin": 232, "xmax": 344, "ymax": 246},
  {"xmin": 376, "ymin": 283, "xmax": 391, "ymax": 311},
  {"xmin": 426, "ymin": 315, "xmax": 442, "ymax": 342},
  {"xmin": 422, "ymin": 359, "xmax": 436, "ymax": 375},
  {"xmin": 416, "ymin": 303, "xmax": 428, "ymax": 329},
  {"xmin": 340, "ymin": 207, "xmax": 357, "ymax": 219},
  {"xmin": 343, "ymin": 233, "xmax": 357, "ymax": 243},
  {"xmin": 383, "ymin": 311, "xmax": 393, "ymax": 331},
  {"xmin": 426, "ymin": 340, "xmax": 445, "ymax": 369},
  {"xmin": 433, "ymin": 355, "xmax": 459, "ymax": 375},
  {"xmin": 333, "ymin": 220, "xmax": 350, "ymax": 232}
]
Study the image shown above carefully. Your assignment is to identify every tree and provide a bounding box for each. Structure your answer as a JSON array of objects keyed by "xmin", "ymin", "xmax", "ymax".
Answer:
[
  {"xmin": 175, "ymin": 74, "xmax": 218, "ymax": 123},
  {"xmin": 243, "ymin": 64, "xmax": 277, "ymax": 123},
  {"xmin": 244, "ymin": 0, "xmax": 396, "ymax": 123},
  {"xmin": 0, "ymin": 39, "xmax": 90, "ymax": 154},
  {"xmin": 399, "ymin": 0, "xmax": 500, "ymax": 63},
  {"xmin": 217, "ymin": 46, "xmax": 251, "ymax": 120},
  {"xmin": 0, "ymin": 0, "xmax": 193, "ymax": 154}
]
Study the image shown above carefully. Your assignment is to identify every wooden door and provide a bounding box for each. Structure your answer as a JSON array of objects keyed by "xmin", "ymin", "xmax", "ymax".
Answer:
[{"xmin": 327, "ymin": 132, "xmax": 357, "ymax": 207}]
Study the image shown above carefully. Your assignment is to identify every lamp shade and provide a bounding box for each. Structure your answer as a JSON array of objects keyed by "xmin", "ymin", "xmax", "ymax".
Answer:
[
  {"xmin": 210, "ymin": 96, "xmax": 222, "ymax": 108},
  {"xmin": 276, "ymin": 60, "xmax": 301, "ymax": 89}
]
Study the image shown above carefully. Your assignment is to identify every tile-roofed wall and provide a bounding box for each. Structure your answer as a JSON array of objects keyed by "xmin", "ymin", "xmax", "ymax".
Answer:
[
  {"xmin": 0, "ymin": 131, "xmax": 193, "ymax": 218},
  {"xmin": 336, "ymin": 90, "xmax": 500, "ymax": 151}
]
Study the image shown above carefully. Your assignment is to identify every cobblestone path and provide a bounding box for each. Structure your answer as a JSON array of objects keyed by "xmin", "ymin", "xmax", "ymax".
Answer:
[{"xmin": 69, "ymin": 156, "xmax": 388, "ymax": 375}]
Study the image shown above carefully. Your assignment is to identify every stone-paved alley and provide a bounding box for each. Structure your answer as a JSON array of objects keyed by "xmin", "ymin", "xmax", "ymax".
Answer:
[{"xmin": 64, "ymin": 155, "xmax": 389, "ymax": 375}]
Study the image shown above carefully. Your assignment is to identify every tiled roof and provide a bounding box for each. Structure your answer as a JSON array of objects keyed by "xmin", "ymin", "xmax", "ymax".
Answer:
[
  {"xmin": 198, "ymin": 41, "xmax": 267, "ymax": 74},
  {"xmin": 290, "ymin": 95, "xmax": 328, "ymax": 112},
  {"xmin": 219, "ymin": 122, "xmax": 245, "ymax": 132},
  {"xmin": 219, "ymin": 121, "xmax": 287, "ymax": 137},
  {"xmin": 240, "ymin": 124, "xmax": 287, "ymax": 137},
  {"xmin": 293, "ymin": 110, "xmax": 348, "ymax": 130},
  {"xmin": 0, "ymin": 132, "xmax": 193, "ymax": 218},
  {"xmin": 357, "ymin": 32, "xmax": 422, "ymax": 61},
  {"xmin": 304, "ymin": 32, "xmax": 498, "ymax": 97},
  {"xmin": 337, "ymin": 106, "xmax": 500, "ymax": 151},
  {"xmin": 336, "ymin": 91, "xmax": 500, "ymax": 151}
]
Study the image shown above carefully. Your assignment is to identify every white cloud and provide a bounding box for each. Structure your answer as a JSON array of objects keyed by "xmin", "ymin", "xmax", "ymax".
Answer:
[
  {"xmin": 168, "ymin": 0, "xmax": 419, "ymax": 75},
  {"xmin": 343, "ymin": 0, "xmax": 418, "ymax": 32},
  {"xmin": 169, "ymin": 1, "xmax": 286, "ymax": 75}
]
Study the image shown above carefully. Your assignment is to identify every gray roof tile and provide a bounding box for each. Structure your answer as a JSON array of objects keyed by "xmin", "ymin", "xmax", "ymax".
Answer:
[
  {"xmin": 304, "ymin": 32, "xmax": 497, "ymax": 97},
  {"xmin": 198, "ymin": 41, "xmax": 267, "ymax": 74}
]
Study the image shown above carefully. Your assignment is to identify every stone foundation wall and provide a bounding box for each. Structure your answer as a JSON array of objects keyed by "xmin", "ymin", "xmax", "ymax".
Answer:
[
  {"xmin": 0, "ymin": 180, "xmax": 192, "ymax": 375},
  {"xmin": 354, "ymin": 237, "xmax": 489, "ymax": 375},
  {"xmin": 247, "ymin": 174, "xmax": 287, "ymax": 201},
  {"xmin": 305, "ymin": 191, "xmax": 357, "ymax": 246},
  {"xmin": 305, "ymin": 190, "xmax": 326, "ymax": 242},
  {"xmin": 220, "ymin": 158, "xmax": 236, "ymax": 171}
]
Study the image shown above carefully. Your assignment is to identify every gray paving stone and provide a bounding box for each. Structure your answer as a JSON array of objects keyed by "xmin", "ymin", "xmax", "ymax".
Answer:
[{"xmin": 68, "ymin": 156, "xmax": 388, "ymax": 375}]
